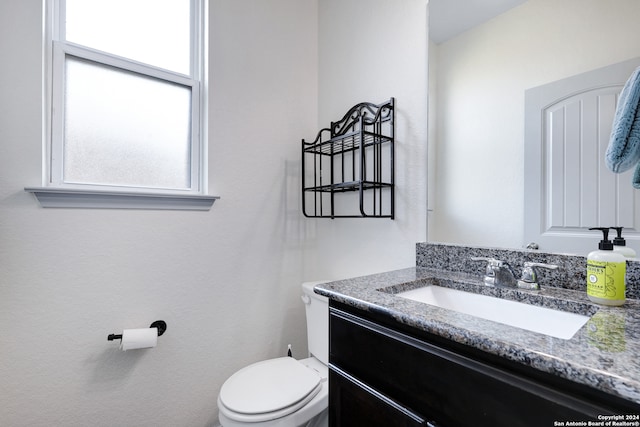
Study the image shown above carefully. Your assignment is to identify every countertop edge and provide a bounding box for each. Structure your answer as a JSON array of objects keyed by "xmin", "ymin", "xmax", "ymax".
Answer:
[{"xmin": 315, "ymin": 267, "xmax": 640, "ymax": 405}]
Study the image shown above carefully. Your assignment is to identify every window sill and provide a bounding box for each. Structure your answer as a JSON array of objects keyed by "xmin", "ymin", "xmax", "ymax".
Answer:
[{"xmin": 24, "ymin": 187, "xmax": 219, "ymax": 211}]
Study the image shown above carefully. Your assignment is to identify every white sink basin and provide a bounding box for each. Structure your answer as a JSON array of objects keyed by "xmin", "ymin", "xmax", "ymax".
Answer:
[{"xmin": 396, "ymin": 285, "xmax": 590, "ymax": 339}]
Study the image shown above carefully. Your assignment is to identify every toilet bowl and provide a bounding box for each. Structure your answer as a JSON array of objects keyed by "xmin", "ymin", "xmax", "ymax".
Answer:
[{"xmin": 217, "ymin": 282, "xmax": 329, "ymax": 427}]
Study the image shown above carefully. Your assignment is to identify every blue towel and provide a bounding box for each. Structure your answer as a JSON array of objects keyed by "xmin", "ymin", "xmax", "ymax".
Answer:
[
  {"xmin": 605, "ymin": 66, "xmax": 640, "ymax": 173},
  {"xmin": 634, "ymin": 162, "xmax": 640, "ymax": 189}
]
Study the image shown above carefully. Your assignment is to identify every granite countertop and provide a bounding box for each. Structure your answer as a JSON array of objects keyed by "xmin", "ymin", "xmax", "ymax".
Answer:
[{"xmin": 314, "ymin": 267, "xmax": 640, "ymax": 405}]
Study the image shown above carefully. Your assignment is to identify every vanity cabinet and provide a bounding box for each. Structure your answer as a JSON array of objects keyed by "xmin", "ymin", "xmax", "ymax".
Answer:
[{"xmin": 329, "ymin": 300, "xmax": 640, "ymax": 427}]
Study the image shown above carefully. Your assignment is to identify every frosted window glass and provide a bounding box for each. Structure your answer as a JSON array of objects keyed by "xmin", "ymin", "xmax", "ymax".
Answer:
[
  {"xmin": 65, "ymin": 0, "xmax": 191, "ymax": 75},
  {"xmin": 63, "ymin": 57, "xmax": 192, "ymax": 190}
]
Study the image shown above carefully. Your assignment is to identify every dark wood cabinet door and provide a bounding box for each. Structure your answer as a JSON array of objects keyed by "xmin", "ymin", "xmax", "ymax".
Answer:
[
  {"xmin": 329, "ymin": 302, "xmax": 640, "ymax": 426},
  {"xmin": 329, "ymin": 365, "xmax": 430, "ymax": 427}
]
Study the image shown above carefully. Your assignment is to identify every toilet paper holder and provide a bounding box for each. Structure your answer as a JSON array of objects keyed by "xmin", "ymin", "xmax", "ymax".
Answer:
[{"xmin": 107, "ymin": 320, "xmax": 167, "ymax": 341}]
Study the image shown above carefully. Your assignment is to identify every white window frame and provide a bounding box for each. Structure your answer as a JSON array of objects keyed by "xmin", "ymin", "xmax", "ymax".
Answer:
[{"xmin": 26, "ymin": 0, "xmax": 218, "ymax": 210}]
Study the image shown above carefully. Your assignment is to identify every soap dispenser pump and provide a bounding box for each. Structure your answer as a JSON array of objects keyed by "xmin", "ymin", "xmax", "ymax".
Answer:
[
  {"xmin": 587, "ymin": 227, "xmax": 626, "ymax": 306},
  {"xmin": 611, "ymin": 226, "xmax": 637, "ymax": 259}
]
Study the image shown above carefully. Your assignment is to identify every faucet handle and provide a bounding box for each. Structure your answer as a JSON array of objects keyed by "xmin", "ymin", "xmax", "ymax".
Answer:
[
  {"xmin": 470, "ymin": 256, "xmax": 503, "ymax": 265},
  {"xmin": 470, "ymin": 257, "xmax": 503, "ymax": 272},
  {"xmin": 517, "ymin": 261, "xmax": 558, "ymax": 289},
  {"xmin": 471, "ymin": 257, "xmax": 516, "ymax": 286}
]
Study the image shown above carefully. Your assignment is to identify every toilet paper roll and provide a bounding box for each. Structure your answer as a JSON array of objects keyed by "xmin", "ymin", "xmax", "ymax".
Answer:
[{"xmin": 120, "ymin": 328, "xmax": 158, "ymax": 351}]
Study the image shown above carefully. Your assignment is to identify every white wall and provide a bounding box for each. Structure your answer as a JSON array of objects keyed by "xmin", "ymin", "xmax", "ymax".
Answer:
[
  {"xmin": 1, "ymin": 1, "xmax": 317, "ymax": 426},
  {"xmin": 0, "ymin": 0, "xmax": 429, "ymax": 426},
  {"xmin": 429, "ymin": 0, "xmax": 640, "ymax": 249},
  {"xmin": 309, "ymin": 0, "xmax": 429, "ymax": 280}
]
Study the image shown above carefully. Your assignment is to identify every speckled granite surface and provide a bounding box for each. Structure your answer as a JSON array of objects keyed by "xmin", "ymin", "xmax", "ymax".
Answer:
[
  {"xmin": 417, "ymin": 242, "xmax": 640, "ymax": 299},
  {"xmin": 314, "ymin": 243, "xmax": 640, "ymax": 405}
]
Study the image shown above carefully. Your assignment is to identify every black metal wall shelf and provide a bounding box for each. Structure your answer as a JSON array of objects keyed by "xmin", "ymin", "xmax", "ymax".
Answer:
[{"xmin": 302, "ymin": 98, "xmax": 394, "ymax": 219}]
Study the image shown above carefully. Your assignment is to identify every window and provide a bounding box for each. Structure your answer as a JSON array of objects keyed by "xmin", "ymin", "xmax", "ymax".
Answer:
[{"xmin": 27, "ymin": 0, "xmax": 217, "ymax": 210}]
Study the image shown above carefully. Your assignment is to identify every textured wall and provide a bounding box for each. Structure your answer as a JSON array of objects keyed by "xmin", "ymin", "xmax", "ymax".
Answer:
[
  {"xmin": 310, "ymin": 0, "xmax": 429, "ymax": 281},
  {"xmin": 0, "ymin": 1, "xmax": 318, "ymax": 425},
  {"xmin": 0, "ymin": 0, "xmax": 429, "ymax": 425}
]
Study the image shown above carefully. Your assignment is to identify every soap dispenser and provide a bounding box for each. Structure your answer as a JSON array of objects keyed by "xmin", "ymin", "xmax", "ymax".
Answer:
[
  {"xmin": 587, "ymin": 227, "xmax": 626, "ymax": 306},
  {"xmin": 611, "ymin": 226, "xmax": 637, "ymax": 259}
]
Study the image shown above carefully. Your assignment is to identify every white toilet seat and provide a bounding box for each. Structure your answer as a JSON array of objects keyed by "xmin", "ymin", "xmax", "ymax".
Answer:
[{"xmin": 218, "ymin": 357, "xmax": 324, "ymax": 423}]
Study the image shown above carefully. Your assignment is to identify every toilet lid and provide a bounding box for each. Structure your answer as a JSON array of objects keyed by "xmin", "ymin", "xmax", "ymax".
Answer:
[{"xmin": 219, "ymin": 357, "xmax": 322, "ymax": 416}]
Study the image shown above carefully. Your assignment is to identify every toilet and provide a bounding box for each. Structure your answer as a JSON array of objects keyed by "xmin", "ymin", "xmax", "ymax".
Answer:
[{"xmin": 217, "ymin": 282, "xmax": 329, "ymax": 427}]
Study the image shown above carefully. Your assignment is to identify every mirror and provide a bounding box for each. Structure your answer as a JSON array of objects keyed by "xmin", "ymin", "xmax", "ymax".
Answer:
[{"xmin": 427, "ymin": 0, "xmax": 640, "ymax": 254}]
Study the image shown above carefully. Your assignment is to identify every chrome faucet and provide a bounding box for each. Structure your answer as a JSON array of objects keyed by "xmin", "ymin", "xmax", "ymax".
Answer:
[
  {"xmin": 470, "ymin": 257, "xmax": 517, "ymax": 287},
  {"xmin": 471, "ymin": 257, "xmax": 558, "ymax": 289},
  {"xmin": 516, "ymin": 261, "xmax": 558, "ymax": 290}
]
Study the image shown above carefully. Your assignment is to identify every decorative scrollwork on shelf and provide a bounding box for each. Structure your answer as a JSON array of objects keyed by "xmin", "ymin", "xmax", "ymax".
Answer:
[{"xmin": 331, "ymin": 100, "xmax": 394, "ymax": 137}]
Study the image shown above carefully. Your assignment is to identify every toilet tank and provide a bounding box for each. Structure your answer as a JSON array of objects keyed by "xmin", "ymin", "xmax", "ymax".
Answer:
[{"xmin": 301, "ymin": 281, "xmax": 329, "ymax": 365}]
